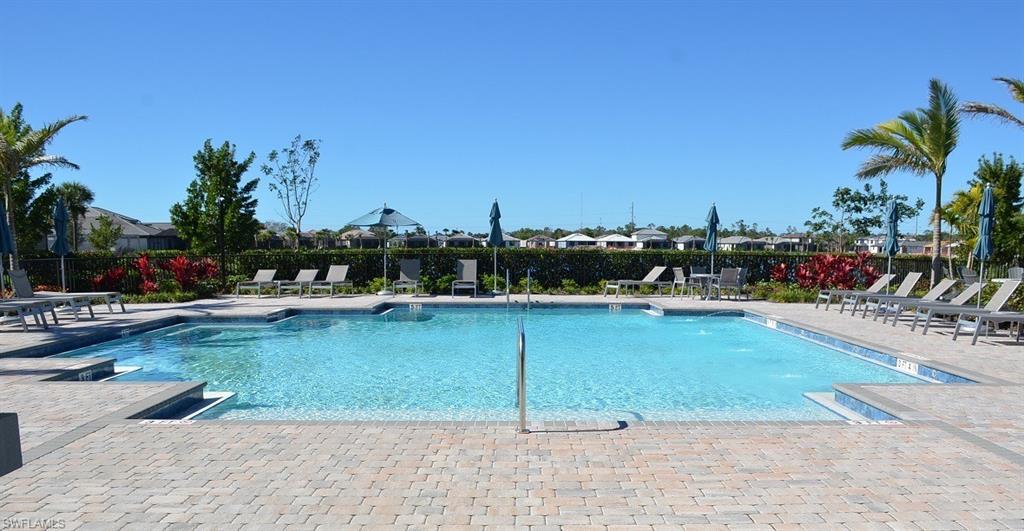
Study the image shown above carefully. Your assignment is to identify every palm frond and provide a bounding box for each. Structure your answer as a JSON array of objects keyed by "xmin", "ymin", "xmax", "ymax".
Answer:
[
  {"xmin": 994, "ymin": 77, "xmax": 1024, "ymax": 104},
  {"xmin": 26, "ymin": 154, "xmax": 80, "ymax": 171},
  {"xmin": 840, "ymin": 126, "xmax": 913, "ymax": 153},
  {"xmin": 855, "ymin": 153, "xmax": 928, "ymax": 180},
  {"xmin": 13, "ymin": 115, "xmax": 88, "ymax": 157},
  {"xmin": 960, "ymin": 102, "xmax": 1024, "ymax": 129}
]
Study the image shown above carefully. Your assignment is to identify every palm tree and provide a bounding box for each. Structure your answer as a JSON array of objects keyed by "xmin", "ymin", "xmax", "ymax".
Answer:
[
  {"xmin": 0, "ymin": 104, "xmax": 87, "ymax": 268},
  {"xmin": 961, "ymin": 77, "xmax": 1024, "ymax": 129},
  {"xmin": 841, "ymin": 79, "xmax": 959, "ymax": 286},
  {"xmin": 55, "ymin": 181, "xmax": 95, "ymax": 251},
  {"xmin": 943, "ymin": 184, "xmax": 983, "ymax": 268}
]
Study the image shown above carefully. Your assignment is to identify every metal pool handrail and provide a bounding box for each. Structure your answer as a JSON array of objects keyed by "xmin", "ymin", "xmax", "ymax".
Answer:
[{"xmin": 516, "ymin": 317, "xmax": 529, "ymax": 434}]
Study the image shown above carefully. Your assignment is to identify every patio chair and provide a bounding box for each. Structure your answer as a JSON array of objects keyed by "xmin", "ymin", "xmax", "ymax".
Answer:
[
  {"xmin": 309, "ymin": 265, "xmax": 353, "ymax": 297},
  {"xmin": 236, "ymin": 269, "xmax": 278, "ymax": 298},
  {"xmin": 911, "ymin": 279, "xmax": 1021, "ymax": 335},
  {"xmin": 278, "ymin": 269, "xmax": 319, "ymax": 297},
  {"xmin": 1008, "ymin": 266, "xmax": 1023, "ymax": 280},
  {"xmin": 869, "ymin": 278, "xmax": 958, "ymax": 324},
  {"xmin": 394, "ymin": 259, "xmax": 422, "ymax": 295},
  {"xmin": 451, "ymin": 259, "xmax": 478, "ymax": 297},
  {"xmin": 0, "ymin": 300, "xmax": 57, "ymax": 332},
  {"xmin": 814, "ymin": 274, "xmax": 894, "ymax": 311},
  {"xmin": 954, "ymin": 311, "xmax": 1024, "ymax": 345},
  {"xmin": 669, "ymin": 267, "xmax": 688, "ymax": 297},
  {"xmin": 712, "ymin": 268, "xmax": 748, "ymax": 300},
  {"xmin": 685, "ymin": 266, "xmax": 707, "ymax": 298},
  {"xmin": 8, "ymin": 270, "xmax": 99, "ymax": 319},
  {"xmin": 841, "ymin": 272, "xmax": 922, "ymax": 316},
  {"xmin": 603, "ymin": 266, "xmax": 669, "ymax": 298},
  {"xmin": 958, "ymin": 267, "xmax": 979, "ymax": 286}
]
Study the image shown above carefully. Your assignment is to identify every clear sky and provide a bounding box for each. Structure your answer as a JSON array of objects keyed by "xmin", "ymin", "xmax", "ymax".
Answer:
[{"xmin": 2, "ymin": 0, "xmax": 1021, "ymax": 235}]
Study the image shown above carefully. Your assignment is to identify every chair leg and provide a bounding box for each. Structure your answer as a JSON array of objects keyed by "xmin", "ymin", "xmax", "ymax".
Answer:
[
  {"xmin": 971, "ymin": 317, "xmax": 983, "ymax": 345},
  {"xmin": 922, "ymin": 311, "xmax": 933, "ymax": 335}
]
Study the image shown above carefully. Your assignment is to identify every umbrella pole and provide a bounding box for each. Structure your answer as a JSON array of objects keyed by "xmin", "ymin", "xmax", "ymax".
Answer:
[
  {"xmin": 977, "ymin": 261, "xmax": 985, "ymax": 308},
  {"xmin": 60, "ymin": 256, "xmax": 67, "ymax": 292},
  {"xmin": 0, "ymin": 261, "xmax": 5, "ymax": 300},
  {"xmin": 886, "ymin": 257, "xmax": 892, "ymax": 295},
  {"xmin": 493, "ymin": 247, "xmax": 498, "ymax": 293}
]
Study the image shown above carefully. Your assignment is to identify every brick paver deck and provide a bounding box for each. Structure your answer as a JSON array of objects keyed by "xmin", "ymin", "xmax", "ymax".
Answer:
[{"xmin": 1, "ymin": 295, "xmax": 1021, "ymax": 529}]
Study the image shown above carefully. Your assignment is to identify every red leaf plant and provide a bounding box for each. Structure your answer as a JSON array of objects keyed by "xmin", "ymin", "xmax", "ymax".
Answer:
[
  {"xmin": 162, "ymin": 255, "xmax": 219, "ymax": 291},
  {"xmin": 770, "ymin": 263, "xmax": 789, "ymax": 282},
  {"xmin": 795, "ymin": 253, "xmax": 880, "ymax": 290},
  {"xmin": 133, "ymin": 253, "xmax": 159, "ymax": 294},
  {"xmin": 92, "ymin": 266, "xmax": 126, "ymax": 292}
]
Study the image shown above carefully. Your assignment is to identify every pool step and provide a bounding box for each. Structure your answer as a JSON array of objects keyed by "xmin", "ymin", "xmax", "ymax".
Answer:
[{"xmin": 803, "ymin": 392, "xmax": 869, "ymax": 421}]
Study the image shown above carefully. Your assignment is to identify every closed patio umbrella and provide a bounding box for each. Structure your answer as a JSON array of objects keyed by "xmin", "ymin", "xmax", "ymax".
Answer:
[
  {"xmin": 0, "ymin": 202, "xmax": 13, "ymax": 298},
  {"xmin": 487, "ymin": 200, "xmax": 504, "ymax": 293},
  {"xmin": 704, "ymin": 204, "xmax": 719, "ymax": 274},
  {"xmin": 51, "ymin": 197, "xmax": 71, "ymax": 291},
  {"xmin": 972, "ymin": 184, "xmax": 995, "ymax": 308},
  {"xmin": 881, "ymin": 200, "xmax": 900, "ymax": 295},
  {"xmin": 346, "ymin": 204, "xmax": 420, "ymax": 295}
]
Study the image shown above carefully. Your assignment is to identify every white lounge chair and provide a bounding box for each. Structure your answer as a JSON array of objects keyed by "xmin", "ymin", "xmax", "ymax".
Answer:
[
  {"xmin": 815, "ymin": 274, "xmax": 894, "ymax": 311},
  {"xmin": 309, "ymin": 265, "xmax": 353, "ymax": 297},
  {"xmin": 278, "ymin": 269, "xmax": 318, "ymax": 297},
  {"xmin": 911, "ymin": 280, "xmax": 1021, "ymax": 335},
  {"xmin": 451, "ymin": 259, "xmax": 478, "ymax": 297},
  {"xmin": 869, "ymin": 278, "xmax": 959, "ymax": 324},
  {"xmin": 841, "ymin": 272, "xmax": 922, "ymax": 316},
  {"xmin": 0, "ymin": 300, "xmax": 57, "ymax": 332},
  {"xmin": 236, "ymin": 269, "xmax": 278, "ymax": 298},
  {"xmin": 955, "ymin": 311, "xmax": 1024, "ymax": 344},
  {"xmin": 8, "ymin": 270, "xmax": 109, "ymax": 319},
  {"xmin": 604, "ymin": 266, "xmax": 669, "ymax": 298}
]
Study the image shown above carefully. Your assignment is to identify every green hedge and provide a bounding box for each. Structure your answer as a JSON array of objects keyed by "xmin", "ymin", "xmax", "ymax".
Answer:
[{"xmin": 21, "ymin": 248, "xmax": 999, "ymax": 295}]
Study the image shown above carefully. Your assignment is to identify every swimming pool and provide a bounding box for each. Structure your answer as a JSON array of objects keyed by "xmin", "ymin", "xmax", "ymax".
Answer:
[{"xmin": 60, "ymin": 308, "xmax": 920, "ymax": 421}]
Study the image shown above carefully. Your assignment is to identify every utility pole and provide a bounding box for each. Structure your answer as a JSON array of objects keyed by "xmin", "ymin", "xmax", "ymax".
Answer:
[{"xmin": 630, "ymin": 202, "xmax": 635, "ymax": 228}]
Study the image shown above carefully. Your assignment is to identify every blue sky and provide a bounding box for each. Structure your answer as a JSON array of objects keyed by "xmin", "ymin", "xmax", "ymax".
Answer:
[{"xmin": 2, "ymin": 1, "xmax": 1021, "ymax": 235}]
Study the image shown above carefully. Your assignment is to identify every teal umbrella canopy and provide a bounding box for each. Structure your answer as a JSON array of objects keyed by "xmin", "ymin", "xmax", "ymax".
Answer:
[
  {"xmin": 703, "ymin": 204, "xmax": 719, "ymax": 253},
  {"xmin": 51, "ymin": 198, "xmax": 71, "ymax": 257},
  {"xmin": 487, "ymin": 200, "xmax": 504, "ymax": 247},
  {"xmin": 881, "ymin": 200, "xmax": 900, "ymax": 257},
  {"xmin": 972, "ymin": 185, "xmax": 995, "ymax": 263},
  {"xmin": 346, "ymin": 204, "xmax": 420, "ymax": 228},
  {"xmin": 0, "ymin": 202, "xmax": 13, "ymax": 256}
]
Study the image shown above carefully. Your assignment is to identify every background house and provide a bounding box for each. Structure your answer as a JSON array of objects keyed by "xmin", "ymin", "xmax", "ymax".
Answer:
[
  {"xmin": 340, "ymin": 229, "xmax": 381, "ymax": 248},
  {"xmin": 525, "ymin": 235, "xmax": 554, "ymax": 248},
  {"xmin": 596, "ymin": 233, "xmax": 636, "ymax": 250},
  {"xmin": 66, "ymin": 207, "xmax": 186, "ymax": 252},
  {"xmin": 673, "ymin": 235, "xmax": 705, "ymax": 250},
  {"xmin": 717, "ymin": 236, "xmax": 764, "ymax": 251},
  {"xmin": 631, "ymin": 228, "xmax": 671, "ymax": 249},
  {"xmin": 444, "ymin": 233, "xmax": 480, "ymax": 248},
  {"xmin": 555, "ymin": 233, "xmax": 597, "ymax": 248}
]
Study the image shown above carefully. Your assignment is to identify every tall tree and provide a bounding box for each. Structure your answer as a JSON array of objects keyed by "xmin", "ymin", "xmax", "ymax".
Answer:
[
  {"xmin": 961, "ymin": 77, "xmax": 1024, "ymax": 130},
  {"xmin": 55, "ymin": 181, "xmax": 95, "ymax": 251},
  {"xmin": 86, "ymin": 214, "xmax": 123, "ymax": 251},
  {"xmin": 0, "ymin": 103, "xmax": 87, "ymax": 268},
  {"xmin": 8, "ymin": 171, "xmax": 59, "ymax": 254},
  {"xmin": 944, "ymin": 154, "xmax": 1023, "ymax": 265},
  {"xmin": 170, "ymin": 140, "xmax": 260, "ymax": 286},
  {"xmin": 841, "ymin": 79, "xmax": 960, "ymax": 285},
  {"xmin": 260, "ymin": 135, "xmax": 321, "ymax": 249}
]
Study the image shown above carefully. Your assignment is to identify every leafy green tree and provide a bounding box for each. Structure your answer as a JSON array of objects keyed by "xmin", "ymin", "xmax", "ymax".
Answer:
[
  {"xmin": 944, "ymin": 154, "xmax": 1023, "ymax": 265},
  {"xmin": 55, "ymin": 181, "xmax": 94, "ymax": 251},
  {"xmin": 8, "ymin": 171, "xmax": 59, "ymax": 254},
  {"xmin": 170, "ymin": 140, "xmax": 260, "ymax": 285},
  {"xmin": 842, "ymin": 79, "xmax": 960, "ymax": 285},
  {"xmin": 0, "ymin": 103, "xmax": 87, "ymax": 268},
  {"xmin": 961, "ymin": 77, "xmax": 1024, "ymax": 130},
  {"xmin": 805, "ymin": 180, "xmax": 922, "ymax": 252},
  {"xmin": 86, "ymin": 214, "xmax": 123, "ymax": 251},
  {"xmin": 261, "ymin": 135, "xmax": 321, "ymax": 249}
]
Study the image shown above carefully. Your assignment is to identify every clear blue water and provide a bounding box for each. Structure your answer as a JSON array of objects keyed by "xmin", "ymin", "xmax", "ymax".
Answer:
[{"xmin": 59, "ymin": 309, "xmax": 919, "ymax": 421}]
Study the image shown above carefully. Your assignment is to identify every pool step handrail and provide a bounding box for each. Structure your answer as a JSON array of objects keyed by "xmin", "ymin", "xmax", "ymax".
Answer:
[{"xmin": 517, "ymin": 318, "xmax": 528, "ymax": 434}]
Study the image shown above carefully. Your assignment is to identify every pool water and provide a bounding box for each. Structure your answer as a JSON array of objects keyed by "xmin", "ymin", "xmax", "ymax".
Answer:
[{"xmin": 60, "ymin": 309, "xmax": 919, "ymax": 421}]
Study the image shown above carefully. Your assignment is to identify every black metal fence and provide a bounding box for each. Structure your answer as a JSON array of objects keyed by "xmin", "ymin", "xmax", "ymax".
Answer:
[{"xmin": 19, "ymin": 248, "xmax": 1004, "ymax": 294}]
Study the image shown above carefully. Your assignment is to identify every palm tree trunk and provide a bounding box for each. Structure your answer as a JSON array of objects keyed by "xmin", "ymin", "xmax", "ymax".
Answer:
[
  {"xmin": 3, "ymin": 183, "xmax": 19, "ymax": 271},
  {"xmin": 930, "ymin": 175, "xmax": 943, "ymax": 287}
]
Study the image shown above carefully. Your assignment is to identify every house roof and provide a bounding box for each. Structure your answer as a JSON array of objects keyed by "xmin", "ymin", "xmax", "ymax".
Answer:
[
  {"xmin": 502, "ymin": 233, "xmax": 521, "ymax": 241},
  {"xmin": 673, "ymin": 235, "xmax": 705, "ymax": 243},
  {"xmin": 341, "ymin": 229, "xmax": 377, "ymax": 239},
  {"xmin": 83, "ymin": 207, "xmax": 165, "ymax": 237},
  {"xmin": 718, "ymin": 236, "xmax": 753, "ymax": 244},
  {"xmin": 631, "ymin": 228, "xmax": 668, "ymax": 239},
  {"xmin": 557, "ymin": 233, "xmax": 596, "ymax": 242},
  {"xmin": 447, "ymin": 233, "xmax": 478, "ymax": 241},
  {"xmin": 593, "ymin": 233, "xmax": 630, "ymax": 241},
  {"xmin": 526, "ymin": 235, "xmax": 554, "ymax": 241}
]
